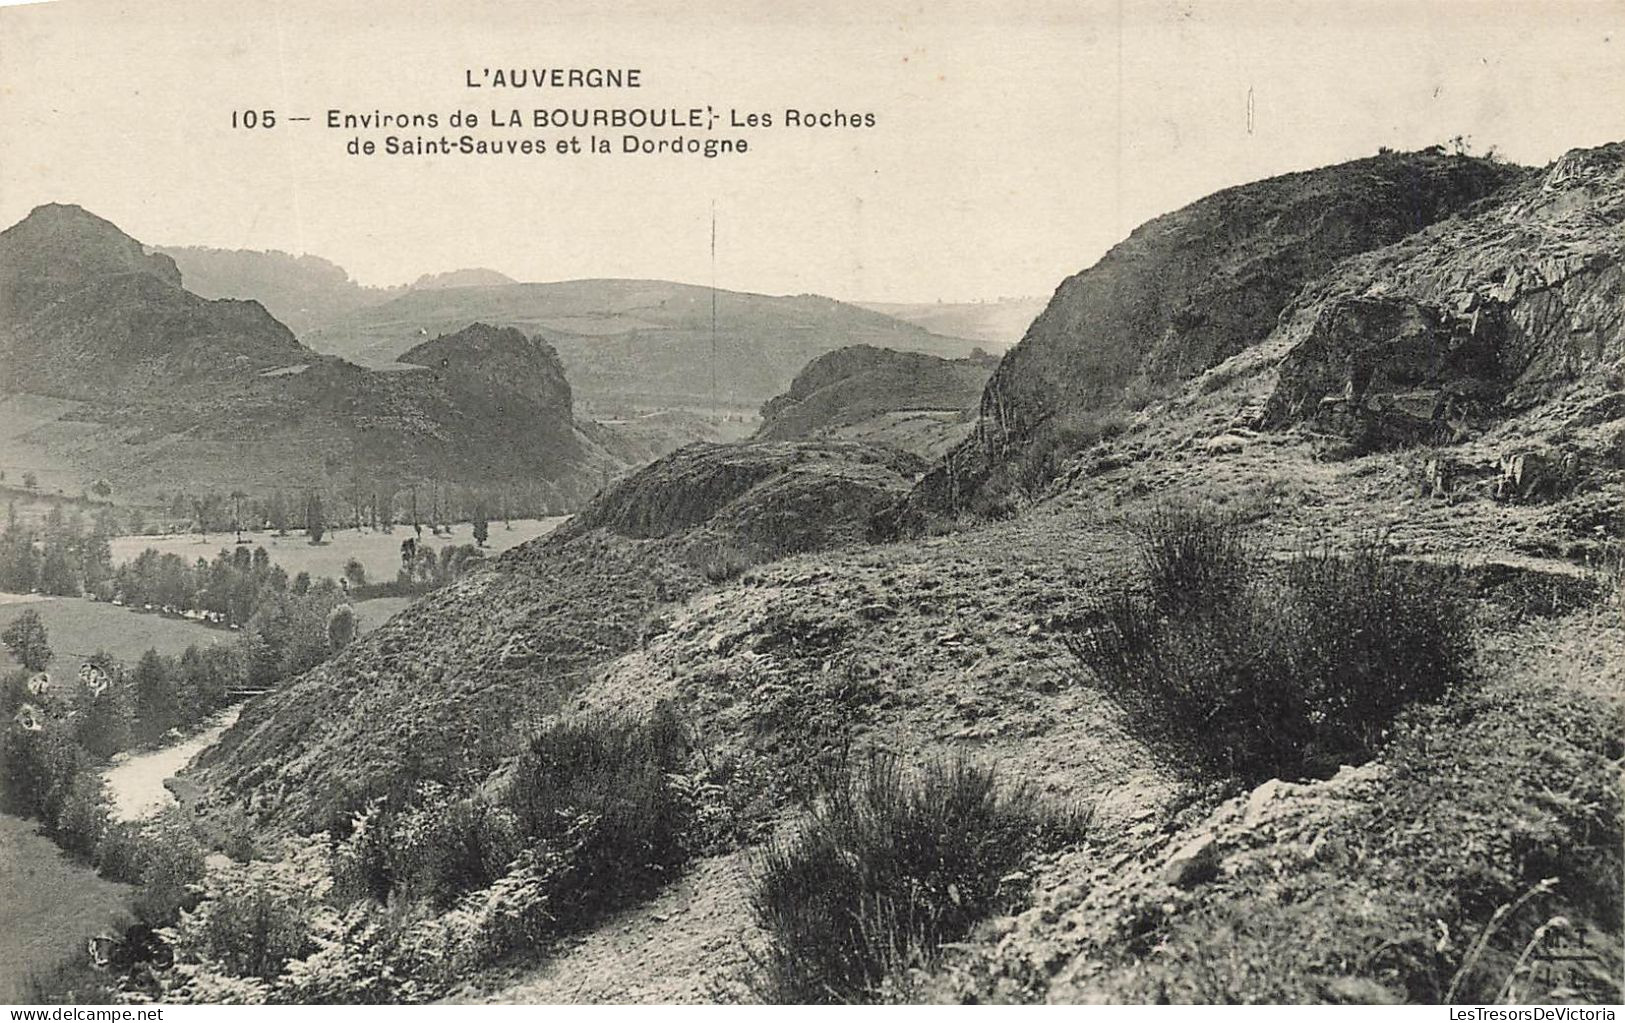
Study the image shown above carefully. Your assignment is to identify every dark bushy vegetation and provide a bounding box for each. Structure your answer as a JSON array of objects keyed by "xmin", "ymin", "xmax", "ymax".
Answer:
[
  {"xmin": 66, "ymin": 704, "xmax": 710, "ymax": 1004},
  {"xmin": 2, "ymin": 608, "xmax": 52, "ymax": 670},
  {"xmin": 1064, "ymin": 506, "xmax": 1472, "ymax": 781},
  {"xmin": 749, "ymin": 756, "xmax": 1085, "ymax": 1003},
  {"xmin": 0, "ymin": 502, "xmax": 110, "ymax": 596},
  {"xmin": 503, "ymin": 704, "xmax": 695, "ymax": 919}
]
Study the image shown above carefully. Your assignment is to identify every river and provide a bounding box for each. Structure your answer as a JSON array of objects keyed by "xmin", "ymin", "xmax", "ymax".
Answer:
[
  {"xmin": 100, "ymin": 707, "xmax": 241, "ymax": 822},
  {"xmin": 0, "ymin": 707, "xmax": 239, "ymax": 1000}
]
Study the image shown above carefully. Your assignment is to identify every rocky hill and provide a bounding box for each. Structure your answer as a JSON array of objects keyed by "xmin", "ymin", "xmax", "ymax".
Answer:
[
  {"xmin": 0, "ymin": 206, "xmax": 609, "ymax": 503},
  {"xmin": 158, "ymin": 143, "xmax": 1622, "ymax": 1005},
  {"xmin": 190, "ymin": 437, "xmax": 928, "ymax": 832},
  {"xmin": 2, "ymin": 206, "xmax": 308, "ymax": 395},
  {"xmin": 901, "ymin": 149, "xmax": 1529, "ymax": 520},
  {"xmin": 299, "ymin": 279, "xmax": 986, "ymax": 414},
  {"xmin": 754, "ymin": 345, "xmax": 995, "ymax": 459}
]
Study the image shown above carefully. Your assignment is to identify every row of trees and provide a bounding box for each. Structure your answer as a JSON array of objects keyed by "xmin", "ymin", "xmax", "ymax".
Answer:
[
  {"xmin": 130, "ymin": 480, "xmax": 571, "ymax": 541},
  {"xmin": 2, "ymin": 593, "xmax": 359, "ymax": 783},
  {"xmin": 0, "ymin": 503, "xmax": 114, "ymax": 596},
  {"xmin": 110, "ymin": 543, "xmax": 343, "ymax": 624}
]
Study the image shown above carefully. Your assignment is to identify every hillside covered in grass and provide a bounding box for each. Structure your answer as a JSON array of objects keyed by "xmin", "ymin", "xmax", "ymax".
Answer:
[{"xmin": 40, "ymin": 143, "xmax": 1620, "ymax": 1005}]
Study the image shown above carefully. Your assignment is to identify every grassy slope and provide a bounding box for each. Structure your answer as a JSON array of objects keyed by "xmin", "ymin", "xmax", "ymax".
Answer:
[
  {"xmin": 0, "ymin": 598, "xmax": 230, "ymax": 682},
  {"xmin": 932, "ymin": 604, "xmax": 1623, "ymax": 1004},
  {"xmin": 468, "ymin": 401, "xmax": 1620, "ymax": 1001},
  {"xmin": 0, "ymin": 814, "xmax": 133, "ymax": 1002}
]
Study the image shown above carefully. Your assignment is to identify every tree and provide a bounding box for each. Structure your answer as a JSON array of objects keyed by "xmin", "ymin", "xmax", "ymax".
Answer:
[
  {"xmin": 472, "ymin": 511, "xmax": 489, "ymax": 547},
  {"xmin": 269, "ymin": 492, "xmax": 289, "ymax": 536},
  {"xmin": 21, "ymin": 471, "xmax": 38, "ymax": 490},
  {"xmin": 76, "ymin": 678, "xmax": 134, "ymax": 759},
  {"xmin": 2, "ymin": 610, "xmax": 51, "ymax": 671},
  {"xmin": 342, "ymin": 558, "xmax": 366, "ymax": 589},
  {"xmin": 132, "ymin": 649, "xmax": 180, "ymax": 741},
  {"xmin": 305, "ymin": 493, "xmax": 325, "ymax": 545},
  {"xmin": 91, "ymin": 480, "xmax": 112, "ymax": 499},
  {"xmin": 230, "ymin": 490, "xmax": 248, "ymax": 544},
  {"xmin": 326, "ymin": 604, "xmax": 357, "ymax": 652}
]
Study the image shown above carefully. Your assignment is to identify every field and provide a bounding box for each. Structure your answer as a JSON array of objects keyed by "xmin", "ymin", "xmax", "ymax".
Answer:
[
  {"xmin": 108, "ymin": 517, "xmax": 567, "ymax": 589},
  {"xmin": 0, "ymin": 814, "xmax": 133, "ymax": 1002},
  {"xmin": 0, "ymin": 596, "xmax": 231, "ymax": 681}
]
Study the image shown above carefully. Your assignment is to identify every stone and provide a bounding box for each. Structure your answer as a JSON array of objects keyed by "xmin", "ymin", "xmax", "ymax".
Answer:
[{"xmin": 1161, "ymin": 831, "xmax": 1220, "ymax": 886}]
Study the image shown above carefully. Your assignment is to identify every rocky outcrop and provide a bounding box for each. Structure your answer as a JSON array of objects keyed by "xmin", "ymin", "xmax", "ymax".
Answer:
[
  {"xmin": 0, "ymin": 205, "xmax": 307, "ymax": 394},
  {"xmin": 755, "ymin": 345, "xmax": 994, "ymax": 455},
  {"xmin": 563, "ymin": 439, "xmax": 924, "ymax": 555},
  {"xmin": 1261, "ymin": 142, "xmax": 1625, "ymax": 449},
  {"xmin": 898, "ymin": 149, "xmax": 1525, "ymax": 521},
  {"xmin": 400, "ymin": 322, "xmax": 574, "ymax": 415}
]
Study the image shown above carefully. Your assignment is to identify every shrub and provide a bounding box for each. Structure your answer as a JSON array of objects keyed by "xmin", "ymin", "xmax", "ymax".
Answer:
[
  {"xmin": 278, "ymin": 902, "xmax": 409, "ymax": 1004},
  {"xmin": 166, "ymin": 837, "xmax": 332, "ymax": 984},
  {"xmin": 1064, "ymin": 508, "xmax": 1471, "ymax": 781},
  {"xmin": 51, "ymin": 770, "xmax": 111, "ymax": 858},
  {"xmin": 95, "ymin": 820, "xmax": 149, "ymax": 884},
  {"xmin": 503, "ymin": 703, "xmax": 695, "ymax": 922},
  {"xmin": 1132, "ymin": 505, "xmax": 1251, "ymax": 619},
  {"xmin": 130, "ymin": 811, "xmax": 209, "ymax": 926},
  {"xmin": 749, "ymin": 755, "xmax": 1085, "ymax": 1003},
  {"xmin": 339, "ymin": 784, "xmax": 521, "ymax": 907},
  {"xmin": 326, "ymin": 604, "xmax": 357, "ymax": 653},
  {"xmin": 2, "ymin": 609, "xmax": 52, "ymax": 671},
  {"xmin": 696, "ymin": 543, "xmax": 757, "ymax": 584}
]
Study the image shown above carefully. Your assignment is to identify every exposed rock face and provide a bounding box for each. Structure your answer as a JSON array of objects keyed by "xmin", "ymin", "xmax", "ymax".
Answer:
[
  {"xmin": 755, "ymin": 344, "xmax": 994, "ymax": 454},
  {"xmin": 1261, "ymin": 296, "xmax": 1506, "ymax": 448},
  {"xmin": 899, "ymin": 151, "xmax": 1527, "ymax": 520},
  {"xmin": 564, "ymin": 439, "xmax": 925, "ymax": 555},
  {"xmin": 1262, "ymin": 142, "xmax": 1625, "ymax": 447}
]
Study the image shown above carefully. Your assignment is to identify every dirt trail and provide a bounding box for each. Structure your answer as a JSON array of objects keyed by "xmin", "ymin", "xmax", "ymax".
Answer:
[{"xmin": 465, "ymin": 850, "xmax": 763, "ymax": 1004}]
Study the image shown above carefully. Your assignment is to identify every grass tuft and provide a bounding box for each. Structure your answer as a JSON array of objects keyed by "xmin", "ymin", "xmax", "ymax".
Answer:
[{"xmin": 747, "ymin": 755, "xmax": 1085, "ymax": 1003}]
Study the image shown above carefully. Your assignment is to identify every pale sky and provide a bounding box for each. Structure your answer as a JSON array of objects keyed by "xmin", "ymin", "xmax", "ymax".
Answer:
[{"xmin": 1, "ymin": 0, "xmax": 1621, "ymax": 302}]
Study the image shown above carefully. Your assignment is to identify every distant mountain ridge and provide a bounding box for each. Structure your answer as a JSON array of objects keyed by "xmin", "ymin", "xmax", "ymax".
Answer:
[
  {"xmin": 154, "ymin": 247, "xmax": 521, "ymax": 335},
  {"xmin": 153, "ymin": 244, "xmax": 395, "ymax": 334},
  {"xmin": 302, "ymin": 278, "xmax": 987, "ymax": 415},
  {"xmin": 155, "ymin": 246, "xmax": 991, "ymax": 417},
  {"xmin": 854, "ymin": 298, "xmax": 1046, "ymax": 348},
  {"xmin": 410, "ymin": 268, "xmax": 516, "ymax": 291}
]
